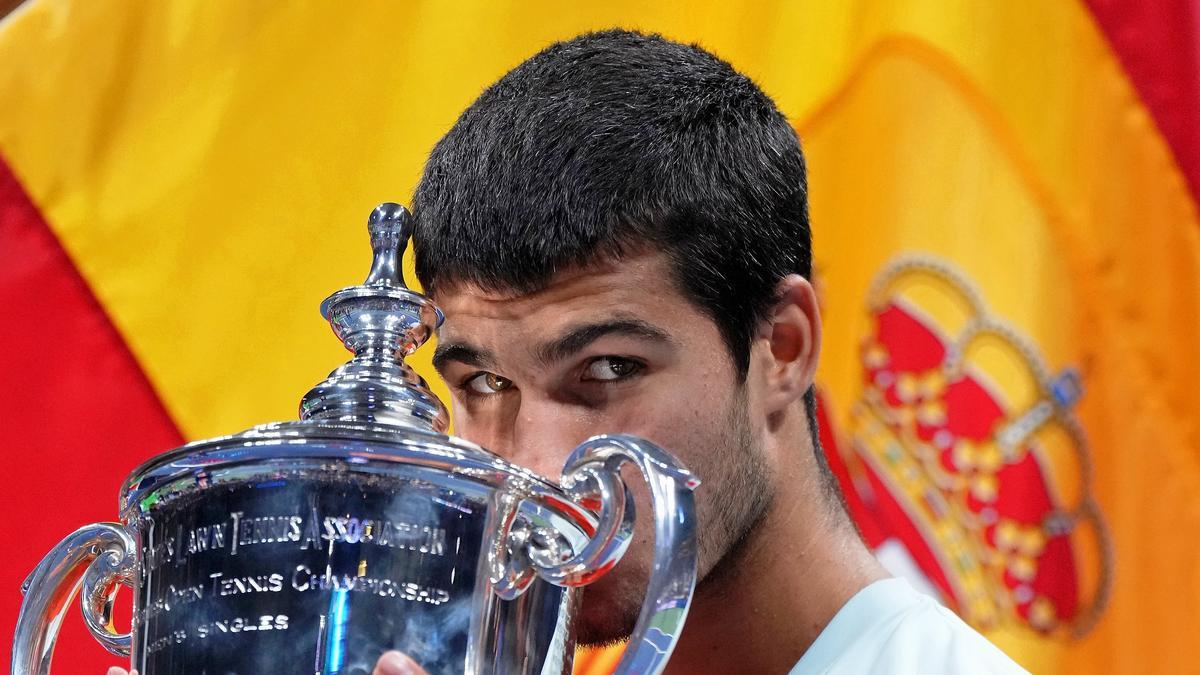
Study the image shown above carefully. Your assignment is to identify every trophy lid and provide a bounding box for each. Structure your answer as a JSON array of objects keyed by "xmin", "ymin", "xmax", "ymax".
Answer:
[{"xmin": 298, "ymin": 202, "xmax": 449, "ymax": 431}]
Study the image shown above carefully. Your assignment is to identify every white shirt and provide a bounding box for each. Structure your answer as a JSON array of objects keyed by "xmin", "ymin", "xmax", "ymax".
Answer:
[{"xmin": 789, "ymin": 578, "xmax": 1029, "ymax": 674}]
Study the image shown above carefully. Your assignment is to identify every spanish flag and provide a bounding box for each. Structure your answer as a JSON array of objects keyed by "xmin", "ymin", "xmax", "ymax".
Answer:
[{"xmin": 2, "ymin": 2, "xmax": 1197, "ymax": 673}]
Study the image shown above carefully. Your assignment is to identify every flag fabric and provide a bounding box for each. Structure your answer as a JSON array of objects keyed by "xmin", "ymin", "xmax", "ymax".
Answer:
[{"xmin": 2, "ymin": 2, "xmax": 1197, "ymax": 673}]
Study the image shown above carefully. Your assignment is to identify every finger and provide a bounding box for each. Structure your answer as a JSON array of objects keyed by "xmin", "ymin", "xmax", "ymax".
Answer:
[
  {"xmin": 373, "ymin": 650, "xmax": 428, "ymax": 675},
  {"xmin": 105, "ymin": 669, "xmax": 128, "ymax": 675}
]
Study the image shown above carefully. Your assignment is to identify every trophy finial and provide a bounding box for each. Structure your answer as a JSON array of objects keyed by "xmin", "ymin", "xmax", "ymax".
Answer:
[
  {"xmin": 364, "ymin": 202, "xmax": 411, "ymax": 287},
  {"xmin": 299, "ymin": 203, "xmax": 449, "ymax": 431}
]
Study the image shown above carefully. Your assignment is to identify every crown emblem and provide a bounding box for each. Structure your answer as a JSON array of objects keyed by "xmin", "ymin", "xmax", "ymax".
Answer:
[{"xmin": 837, "ymin": 254, "xmax": 1112, "ymax": 637}]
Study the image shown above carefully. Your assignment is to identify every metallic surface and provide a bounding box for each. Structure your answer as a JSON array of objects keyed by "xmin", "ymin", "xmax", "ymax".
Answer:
[
  {"xmin": 300, "ymin": 203, "xmax": 449, "ymax": 431},
  {"xmin": 13, "ymin": 204, "xmax": 700, "ymax": 675},
  {"xmin": 14, "ymin": 523, "xmax": 137, "ymax": 672},
  {"xmin": 556, "ymin": 436, "xmax": 699, "ymax": 673}
]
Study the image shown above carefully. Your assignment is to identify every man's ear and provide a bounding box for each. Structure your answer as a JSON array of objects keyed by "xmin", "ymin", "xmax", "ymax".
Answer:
[{"xmin": 760, "ymin": 275, "xmax": 822, "ymax": 415}]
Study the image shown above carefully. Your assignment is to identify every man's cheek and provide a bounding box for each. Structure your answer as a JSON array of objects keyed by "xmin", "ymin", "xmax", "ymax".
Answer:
[
  {"xmin": 606, "ymin": 398, "xmax": 711, "ymax": 456},
  {"xmin": 448, "ymin": 408, "xmax": 502, "ymax": 449},
  {"xmin": 606, "ymin": 383, "xmax": 690, "ymax": 437}
]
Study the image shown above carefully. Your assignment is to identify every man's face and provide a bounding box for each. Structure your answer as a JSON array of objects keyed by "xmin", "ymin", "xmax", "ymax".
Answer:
[{"xmin": 431, "ymin": 251, "xmax": 776, "ymax": 644}]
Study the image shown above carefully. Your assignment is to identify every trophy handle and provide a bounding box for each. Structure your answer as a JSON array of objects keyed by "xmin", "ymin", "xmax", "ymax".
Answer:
[
  {"xmin": 12, "ymin": 522, "xmax": 137, "ymax": 675},
  {"xmin": 533, "ymin": 434, "xmax": 700, "ymax": 675}
]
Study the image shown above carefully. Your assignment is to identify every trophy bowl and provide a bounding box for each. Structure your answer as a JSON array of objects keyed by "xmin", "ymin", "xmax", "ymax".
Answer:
[{"xmin": 13, "ymin": 204, "xmax": 699, "ymax": 675}]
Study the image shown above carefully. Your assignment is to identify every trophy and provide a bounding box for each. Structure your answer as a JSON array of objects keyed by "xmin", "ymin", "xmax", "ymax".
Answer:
[{"xmin": 13, "ymin": 204, "xmax": 699, "ymax": 675}]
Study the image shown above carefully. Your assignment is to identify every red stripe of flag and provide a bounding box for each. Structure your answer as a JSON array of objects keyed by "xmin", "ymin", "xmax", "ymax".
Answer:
[
  {"xmin": 1085, "ymin": 0, "xmax": 1200, "ymax": 204},
  {"xmin": 1, "ymin": 156, "xmax": 183, "ymax": 671}
]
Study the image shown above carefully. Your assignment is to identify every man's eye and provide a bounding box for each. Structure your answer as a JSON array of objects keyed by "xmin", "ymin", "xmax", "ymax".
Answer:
[
  {"xmin": 464, "ymin": 372, "xmax": 513, "ymax": 394},
  {"xmin": 582, "ymin": 356, "xmax": 643, "ymax": 382}
]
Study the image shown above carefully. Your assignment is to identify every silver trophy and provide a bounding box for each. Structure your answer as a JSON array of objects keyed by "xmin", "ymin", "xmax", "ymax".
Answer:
[{"xmin": 13, "ymin": 203, "xmax": 699, "ymax": 675}]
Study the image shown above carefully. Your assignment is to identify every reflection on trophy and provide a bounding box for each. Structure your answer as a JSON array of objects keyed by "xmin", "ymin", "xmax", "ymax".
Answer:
[{"xmin": 13, "ymin": 203, "xmax": 700, "ymax": 675}]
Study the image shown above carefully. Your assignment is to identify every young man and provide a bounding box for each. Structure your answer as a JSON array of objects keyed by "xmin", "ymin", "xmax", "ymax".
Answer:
[
  {"xmin": 405, "ymin": 28, "xmax": 1022, "ymax": 675},
  {"xmin": 110, "ymin": 29, "xmax": 1024, "ymax": 675}
]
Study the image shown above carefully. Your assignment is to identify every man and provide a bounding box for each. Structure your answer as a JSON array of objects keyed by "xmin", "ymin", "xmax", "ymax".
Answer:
[{"xmin": 111, "ymin": 29, "xmax": 1024, "ymax": 675}]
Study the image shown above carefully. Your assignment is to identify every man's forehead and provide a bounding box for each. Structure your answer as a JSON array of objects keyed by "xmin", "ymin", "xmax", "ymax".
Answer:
[{"xmin": 429, "ymin": 251, "xmax": 678, "ymax": 320}]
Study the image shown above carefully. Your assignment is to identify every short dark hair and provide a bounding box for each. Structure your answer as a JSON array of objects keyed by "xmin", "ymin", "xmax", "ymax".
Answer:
[{"xmin": 413, "ymin": 29, "xmax": 825, "ymax": 468}]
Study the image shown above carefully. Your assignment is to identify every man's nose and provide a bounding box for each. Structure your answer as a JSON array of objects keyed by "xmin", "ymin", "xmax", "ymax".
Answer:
[{"xmin": 502, "ymin": 398, "xmax": 595, "ymax": 480}]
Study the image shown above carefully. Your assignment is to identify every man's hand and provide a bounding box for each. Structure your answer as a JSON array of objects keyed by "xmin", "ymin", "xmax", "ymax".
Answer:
[{"xmin": 105, "ymin": 650, "xmax": 427, "ymax": 675}]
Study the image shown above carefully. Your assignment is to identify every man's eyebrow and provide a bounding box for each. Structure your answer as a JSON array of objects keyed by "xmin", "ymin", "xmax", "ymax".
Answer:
[
  {"xmin": 534, "ymin": 317, "xmax": 674, "ymax": 366},
  {"xmin": 431, "ymin": 342, "xmax": 495, "ymax": 373}
]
